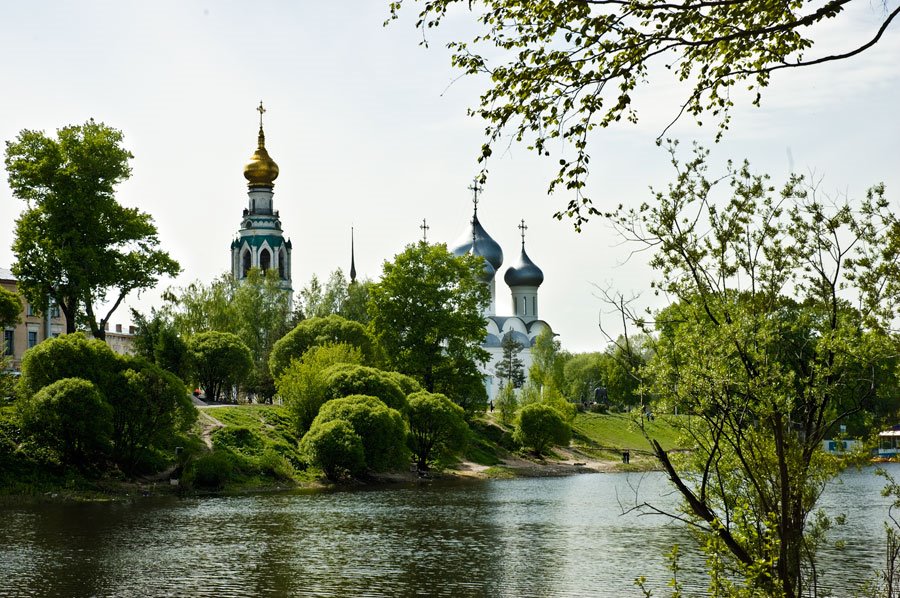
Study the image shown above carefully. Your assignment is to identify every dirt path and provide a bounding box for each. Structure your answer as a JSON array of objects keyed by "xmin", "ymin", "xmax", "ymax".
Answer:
[{"xmin": 197, "ymin": 409, "xmax": 225, "ymax": 450}]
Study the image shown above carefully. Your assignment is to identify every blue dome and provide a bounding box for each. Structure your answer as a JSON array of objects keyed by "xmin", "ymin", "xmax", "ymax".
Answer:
[
  {"xmin": 504, "ymin": 247, "xmax": 544, "ymax": 287},
  {"xmin": 450, "ymin": 214, "xmax": 504, "ymax": 270}
]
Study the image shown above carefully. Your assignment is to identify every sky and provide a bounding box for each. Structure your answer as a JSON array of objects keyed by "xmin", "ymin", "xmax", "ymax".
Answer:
[{"xmin": 1, "ymin": 2, "xmax": 898, "ymax": 353}]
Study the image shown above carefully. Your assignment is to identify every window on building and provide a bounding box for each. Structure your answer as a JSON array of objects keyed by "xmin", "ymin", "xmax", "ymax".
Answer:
[
  {"xmin": 523, "ymin": 297, "xmax": 527, "ymax": 315},
  {"xmin": 26, "ymin": 303, "xmax": 36, "ymax": 317},
  {"xmin": 3, "ymin": 330, "xmax": 12, "ymax": 356},
  {"xmin": 27, "ymin": 330, "xmax": 38, "ymax": 349},
  {"xmin": 51, "ymin": 303, "xmax": 60, "ymax": 318},
  {"xmin": 532, "ymin": 297, "xmax": 536, "ymax": 316},
  {"xmin": 259, "ymin": 248, "xmax": 271, "ymax": 272},
  {"xmin": 278, "ymin": 248, "xmax": 286, "ymax": 279},
  {"xmin": 241, "ymin": 249, "xmax": 251, "ymax": 278}
]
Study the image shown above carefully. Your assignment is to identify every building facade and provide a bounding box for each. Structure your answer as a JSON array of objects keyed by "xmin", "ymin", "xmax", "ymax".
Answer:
[
  {"xmin": 1, "ymin": 268, "xmax": 66, "ymax": 370},
  {"xmin": 230, "ymin": 103, "xmax": 293, "ymax": 292}
]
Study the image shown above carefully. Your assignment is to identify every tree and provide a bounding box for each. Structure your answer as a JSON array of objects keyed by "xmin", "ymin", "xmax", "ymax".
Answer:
[
  {"xmin": 495, "ymin": 332, "xmax": 526, "ymax": 389},
  {"xmin": 295, "ymin": 269, "xmax": 371, "ymax": 324},
  {"xmin": 269, "ymin": 314, "xmax": 379, "ymax": 379},
  {"xmin": 609, "ymin": 144, "xmax": 900, "ymax": 596},
  {"xmin": 513, "ymin": 402, "xmax": 571, "ymax": 456},
  {"xmin": 187, "ymin": 331, "xmax": 252, "ymax": 402},
  {"xmin": 322, "ymin": 364, "xmax": 408, "ymax": 412},
  {"xmin": 529, "ymin": 328, "xmax": 566, "ymax": 392},
  {"xmin": 168, "ymin": 269, "xmax": 292, "ymax": 401},
  {"xmin": 309, "ymin": 395, "xmax": 409, "ymax": 472},
  {"xmin": 0, "ymin": 287, "xmax": 20, "ymax": 329},
  {"xmin": 563, "ymin": 352, "xmax": 604, "ymax": 403},
  {"xmin": 276, "ymin": 343, "xmax": 364, "ymax": 435},
  {"xmin": 406, "ymin": 391, "xmax": 469, "ymax": 470},
  {"xmin": 17, "ymin": 332, "xmax": 120, "ymax": 400},
  {"xmin": 369, "ymin": 243, "xmax": 490, "ymax": 409},
  {"xmin": 131, "ymin": 308, "xmax": 191, "ymax": 383},
  {"xmin": 112, "ymin": 360, "xmax": 196, "ymax": 471},
  {"xmin": 5, "ymin": 120, "xmax": 180, "ymax": 338},
  {"xmin": 18, "ymin": 378, "xmax": 112, "ymax": 469},
  {"xmin": 495, "ymin": 382, "xmax": 518, "ymax": 425},
  {"xmin": 390, "ymin": 1, "xmax": 900, "ymax": 228},
  {"xmin": 300, "ymin": 419, "xmax": 366, "ymax": 481}
]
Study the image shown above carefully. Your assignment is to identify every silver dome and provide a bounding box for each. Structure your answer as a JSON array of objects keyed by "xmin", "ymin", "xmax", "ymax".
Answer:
[
  {"xmin": 449, "ymin": 214, "xmax": 504, "ymax": 270},
  {"xmin": 504, "ymin": 247, "xmax": 544, "ymax": 287}
]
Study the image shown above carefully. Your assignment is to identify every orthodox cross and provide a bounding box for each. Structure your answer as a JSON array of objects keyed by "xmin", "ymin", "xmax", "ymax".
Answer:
[
  {"xmin": 420, "ymin": 218, "xmax": 430, "ymax": 243},
  {"xmin": 518, "ymin": 219, "xmax": 528, "ymax": 248},
  {"xmin": 467, "ymin": 178, "xmax": 482, "ymax": 215},
  {"xmin": 257, "ymin": 101, "xmax": 266, "ymax": 128}
]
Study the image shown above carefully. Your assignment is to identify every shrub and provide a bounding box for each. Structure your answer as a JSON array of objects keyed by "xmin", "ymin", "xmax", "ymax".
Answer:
[
  {"xmin": 275, "ymin": 343, "xmax": 363, "ymax": 435},
  {"xmin": 322, "ymin": 364, "xmax": 408, "ymax": 412},
  {"xmin": 385, "ymin": 371, "xmax": 422, "ymax": 396},
  {"xmin": 269, "ymin": 315, "xmax": 378, "ymax": 378},
  {"xmin": 495, "ymin": 383, "xmax": 519, "ymax": 426},
  {"xmin": 311, "ymin": 394, "xmax": 408, "ymax": 472},
  {"xmin": 17, "ymin": 332, "xmax": 120, "ymax": 399},
  {"xmin": 406, "ymin": 391, "xmax": 468, "ymax": 470},
  {"xmin": 183, "ymin": 451, "xmax": 237, "ymax": 489},
  {"xmin": 17, "ymin": 378, "xmax": 113, "ymax": 469},
  {"xmin": 300, "ymin": 419, "xmax": 365, "ymax": 481},
  {"xmin": 514, "ymin": 403, "xmax": 571, "ymax": 456}
]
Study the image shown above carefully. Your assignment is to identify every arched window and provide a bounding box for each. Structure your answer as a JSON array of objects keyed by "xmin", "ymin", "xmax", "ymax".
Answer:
[
  {"xmin": 259, "ymin": 248, "xmax": 271, "ymax": 272},
  {"xmin": 241, "ymin": 249, "xmax": 251, "ymax": 278},
  {"xmin": 278, "ymin": 248, "xmax": 286, "ymax": 279}
]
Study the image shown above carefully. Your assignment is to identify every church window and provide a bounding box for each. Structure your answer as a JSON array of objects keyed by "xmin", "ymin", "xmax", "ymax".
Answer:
[
  {"xmin": 260, "ymin": 248, "xmax": 271, "ymax": 272},
  {"xmin": 532, "ymin": 297, "xmax": 536, "ymax": 315},
  {"xmin": 522, "ymin": 297, "xmax": 527, "ymax": 315},
  {"xmin": 241, "ymin": 249, "xmax": 251, "ymax": 278},
  {"xmin": 278, "ymin": 248, "xmax": 286, "ymax": 279}
]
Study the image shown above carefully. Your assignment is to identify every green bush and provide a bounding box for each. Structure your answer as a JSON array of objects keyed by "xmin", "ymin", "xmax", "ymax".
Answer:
[
  {"xmin": 212, "ymin": 426, "xmax": 263, "ymax": 453},
  {"xmin": 18, "ymin": 332, "xmax": 120, "ymax": 399},
  {"xmin": 406, "ymin": 391, "xmax": 468, "ymax": 470},
  {"xmin": 17, "ymin": 378, "xmax": 113, "ymax": 469},
  {"xmin": 495, "ymin": 383, "xmax": 519, "ymax": 426},
  {"xmin": 514, "ymin": 403, "xmax": 572, "ymax": 456},
  {"xmin": 269, "ymin": 315, "xmax": 379, "ymax": 378},
  {"xmin": 323, "ymin": 364, "xmax": 408, "ymax": 412},
  {"xmin": 183, "ymin": 451, "xmax": 237, "ymax": 489},
  {"xmin": 385, "ymin": 371, "xmax": 422, "ymax": 396},
  {"xmin": 311, "ymin": 394, "xmax": 408, "ymax": 472},
  {"xmin": 300, "ymin": 419, "xmax": 366, "ymax": 481},
  {"xmin": 188, "ymin": 331, "xmax": 252, "ymax": 402},
  {"xmin": 275, "ymin": 343, "xmax": 363, "ymax": 435}
]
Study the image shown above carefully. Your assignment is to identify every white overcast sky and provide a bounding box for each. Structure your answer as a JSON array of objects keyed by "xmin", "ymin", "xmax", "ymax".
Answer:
[{"xmin": 1, "ymin": 2, "xmax": 898, "ymax": 352}]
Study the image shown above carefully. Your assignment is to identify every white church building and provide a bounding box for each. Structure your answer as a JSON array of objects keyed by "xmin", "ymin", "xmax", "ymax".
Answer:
[{"xmin": 448, "ymin": 194, "xmax": 553, "ymax": 402}]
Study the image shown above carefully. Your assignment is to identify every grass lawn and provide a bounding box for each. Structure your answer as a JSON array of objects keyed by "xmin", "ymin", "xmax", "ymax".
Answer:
[{"xmin": 572, "ymin": 412, "xmax": 690, "ymax": 453}]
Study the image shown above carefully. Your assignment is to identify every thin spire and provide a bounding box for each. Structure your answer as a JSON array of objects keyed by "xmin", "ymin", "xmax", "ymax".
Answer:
[
  {"xmin": 350, "ymin": 226, "xmax": 357, "ymax": 284},
  {"xmin": 420, "ymin": 218, "xmax": 430, "ymax": 243},
  {"xmin": 518, "ymin": 219, "xmax": 528, "ymax": 249},
  {"xmin": 256, "ymin": 101, "xmax": 267, "ymax": 148}
]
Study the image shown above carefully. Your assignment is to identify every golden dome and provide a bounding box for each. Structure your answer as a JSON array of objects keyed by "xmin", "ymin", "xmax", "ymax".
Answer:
[{"xmin": 243, "ymin": 127, "xmax": 279, "ymax": 187}]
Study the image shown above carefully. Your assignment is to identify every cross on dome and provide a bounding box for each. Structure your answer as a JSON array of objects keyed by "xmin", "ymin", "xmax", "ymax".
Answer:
[
  {"xmin": 468, "ymin": 178, "xmax": 482, "ymax": 215},
  {"xmin": 257, "ymin": 101, "xmax": 266, "ymax": 129},
  {"xmin": 518, "ymin": 219, "xmax": 528, "ymax": 248},
  {"xmin": 420, "ymin": 218, "xmax": 430, "ymax": 243}
]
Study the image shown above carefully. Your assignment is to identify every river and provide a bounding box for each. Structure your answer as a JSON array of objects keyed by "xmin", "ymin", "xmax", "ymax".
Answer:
[{"xmin": 1, "ymin": 465, "xmax": 895, "ymax": 597}]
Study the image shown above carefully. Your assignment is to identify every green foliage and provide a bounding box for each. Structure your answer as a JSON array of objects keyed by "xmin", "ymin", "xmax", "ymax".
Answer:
[
  {"xmin": 203, "ymin": 405, "xmax": 304, "ymax": 471},
  {"xmin": 495, "ymin": 382, "xmax": 519, "ymax": 426},
  {"xmin": 187, "ymin": 331, "xmax": 252, "ymax": 402},
  {"xmin": 17, "ymin": 378, "xmax": 112, "ymax": 469},
  {"xmin": 296, "ymin": 269, "xmax": 372, "ymax": 324},
  {"xmin": 131, "ymin": 308, "xmax": 191, "ymax": 382},
  {"xmin": 406, "ymin": 390, "xmax": 468, "ymax": 470},
  {"xmin": 0, "ymin": 287, "xmax": 21, "ymax": 329},
  {"xmin": 311, "ymin": 395, "xmax": 408, "ymax": 472},
  {"xmin": 183, "ymin": 451, "xmax": 236, "ymax": 490},
  {"xmin": 300, "ymin": 419, "xmax": 366, "ymax": 481},
  {"xmin": 495, "ymin": 332, "xmax": 526, "ymax": 389},
  {"xmin": 388, "ymin": 1, "xmax": 896, "ymax": 229},
  {"xmin": 112, "ymin": 359, "xmax": 196, "ymax": 471},
  {"xmin": 369, "ymin": 242, "xmax": 489, "ymax": 409},
  {"xmin": 323, "ymin": 364, "xmax": 408, "ymax": 412},
  {"xmin": 275, "ymin": 342, "xmax": 363, "ymax": 435},
  {"xmin": 572, "ymin": 413, "xmax": 687, "ymax": 453},
  {"xmin": 385, "ymin": 370, "xmax": 422, "ymax": 397},
  {"xmin": 529, "ymin": 328, "xmax": 566, "ymax": 391},
  {"xmin": 270, "ymin": 314, "xmax": 378, "ymax": 379},
  {"xmin": 608, "ymin": 145, "xmax": 900, "ymax": 596},
  {"xmin": 541, "ymin": 384, "xmax": 577, "ymax": 422},
  {"xmin": 168, "ymin": 269, "xmax": 292, "ymax": 401},
  {"xmin": 17, "ymin": 332, "xmax": 119, "ymax": 399},
  {"xmin": 513, "ymin": 402, "xmax": 571, "ymax": 456},
  {"xmin": 5, "ymin": 120, "xmax": 179, "ymax": 336}
]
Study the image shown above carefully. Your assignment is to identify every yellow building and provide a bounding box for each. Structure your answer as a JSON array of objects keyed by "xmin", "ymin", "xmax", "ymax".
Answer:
[{"xmin": 1, "ymin": 267, "xmax": 67, "ymax": 370}]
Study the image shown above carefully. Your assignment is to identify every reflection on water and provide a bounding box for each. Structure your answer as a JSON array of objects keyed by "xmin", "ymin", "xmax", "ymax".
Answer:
[{"xmin": 0, "ymin": 465, "xmax": 894, "ymax": 597}]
